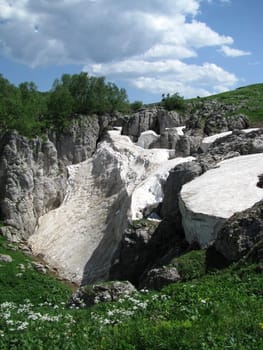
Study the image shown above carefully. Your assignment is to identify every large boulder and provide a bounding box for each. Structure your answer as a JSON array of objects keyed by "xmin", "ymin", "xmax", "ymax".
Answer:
[
  {"xmin": 179, "ymin": 154, "xmax": 263, "ymax": 247},
  {"xmin": 213, "ymin": 200, "xmax": 263, "ymax": 263},
  {"xmin": 139, "ymin": 266, "xmax": 181, "ymax": 291}
]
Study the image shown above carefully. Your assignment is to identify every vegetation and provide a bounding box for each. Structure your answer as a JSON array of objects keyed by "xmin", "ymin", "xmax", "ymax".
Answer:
[
  {"xmin": 161, "ymin": 93, "xmax": 186, "ymax": 111},
  {"xmin": 0, "ymin": 235, "xmax": 262, "ymax": 349},
  {"xmin": 0, "ymin": 72, "xmax": 130, "ymax": 136}
]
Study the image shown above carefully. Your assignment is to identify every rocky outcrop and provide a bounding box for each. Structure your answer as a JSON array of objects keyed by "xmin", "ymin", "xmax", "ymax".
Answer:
[
  {"xmin": 140, "ymin": 266, "xmax": 181, "ymax": 291},
  {"xmin": 0, "ymin": 132, "xmax": 67, "ymax": 241},
  {"xmin": 185, "ymin": 99, "xmax": 249, "ymax": 136},
  {"xmin": 49, "ymin": 115, "xmax": 100, "ymax": 164},
  {"xmin": 122, "ymin": 108, "xmax": 184, "ymax": 141},
  {"xmin": 212, "ymin": 200, "xmax": 263, "ymax": 264},
  {"xmin": 110, "ymin": 218, "xmax": 189, "ymax": 286},
  {"xmin": 69, "ymin": 281, "xmax": 136, "ymax": 308},
  {"xmin": 179, "ymin": 154, "xmax": 263, "ymax": 247},
  {"xmin": 0, "ymin": 116, "xmax": 100, "ymax": 241},
  {"xmin": 200, "ymin": 128, "xmax": 263, "ymax": 155}
]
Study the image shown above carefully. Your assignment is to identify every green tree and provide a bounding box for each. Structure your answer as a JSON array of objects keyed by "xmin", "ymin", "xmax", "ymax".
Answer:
[
  {"xmin": 47, "ymin": 85, "xmax": 74, "ymax": 129},
  {"xmin": 161, "ymin": 92, "xmax": 186, "ymax": 111}
]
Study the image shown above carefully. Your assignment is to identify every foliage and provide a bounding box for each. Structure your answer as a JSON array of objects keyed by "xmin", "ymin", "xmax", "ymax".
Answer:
[
  {"xmin": 161, "ymin": 92, "xmax": 186, "ymax": 111},
  {"xmin": 0, "ymin": 234, "xmax": 262, "ymax": 349},
  {"xmin": 170, "ymin": 250, "xmax": 207, "ymax": 281},
  {"xmin": 130, "ymin": 100, "xmax": 143, "ymax": 112},
  {"xmin": 0, "ymin": 72, "xmax": 130, "ymax": 136}
]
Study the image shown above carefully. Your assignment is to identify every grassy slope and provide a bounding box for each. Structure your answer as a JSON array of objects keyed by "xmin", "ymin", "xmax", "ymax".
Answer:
[
  {"xmin": 187, "ymin": 83, "xmax": 263, "ymax": 126},
  {"xmin": 0, "ymin": 237, "xmax": 262, "ymax": 350}
]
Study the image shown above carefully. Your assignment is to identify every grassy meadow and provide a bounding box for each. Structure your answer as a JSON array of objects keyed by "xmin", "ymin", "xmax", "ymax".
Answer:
[{"xmin": 0, "ymin": 236, "xmax": 262, "ymax": 350}]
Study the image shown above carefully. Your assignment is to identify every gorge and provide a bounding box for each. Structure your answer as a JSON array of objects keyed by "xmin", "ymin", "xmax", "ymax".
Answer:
[{"xmin": 0, "ymin": 103, "xmax": 263, "ymax": 291}]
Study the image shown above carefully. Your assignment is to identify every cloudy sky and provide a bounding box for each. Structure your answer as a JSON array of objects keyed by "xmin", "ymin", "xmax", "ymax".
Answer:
[{"xmin": 0, "ymin": 0, "xmax": 262, "ymax": 102}]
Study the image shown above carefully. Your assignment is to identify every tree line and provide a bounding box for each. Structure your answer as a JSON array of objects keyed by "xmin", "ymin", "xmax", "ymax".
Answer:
[
  {"xmin": 0, "ymin": 72, "xmax": 186, "ymax": 137},
  {"xmin": 0, "ymin": 72, "xmax": 145, "ymax": 136}
]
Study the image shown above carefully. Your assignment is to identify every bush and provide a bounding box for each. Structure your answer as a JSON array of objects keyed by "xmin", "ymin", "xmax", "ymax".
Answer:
[{"xmin": 161, "ymin": 92, "xmax": 186, "ymax": 111}]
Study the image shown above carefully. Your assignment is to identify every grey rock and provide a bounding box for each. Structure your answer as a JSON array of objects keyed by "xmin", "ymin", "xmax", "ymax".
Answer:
[
  {"xmin": 32, "ymin": 261, "xmax": 47, "ymax": 274},
  {"xmin": 204, "ymin": 114, "xmax": 228, "ymax": 136},
  {"xmin": 227, "ymin": 114, "xmax": 249, "ymax": 131},
  {"xmin": 157, "ymin": 109, "xmax": 184, "ymax": 134},
  {"xmin": 69, "ymin": 281, "xmax": 136, "ymax": 307},
  {"xmin": 109, "ymin": 220, "xmax": 158, "ymax": 285},
  {"xmin": 213, "ymin": 200, "xmax": 263, "ymax": 263},
  {"xmin": 185, "ymin": 100, "xmax": 249, "ymax": 136},
  {"xmin": 122, "ymin": 108, "xmax": 184, "ymax": 141},
  {"xmin": 110, "ymin": 218, "xmax": 188, "ymax": 287},
  {"xmin": 161, "ymin": 161, "xmax": 203, "ymax": 219},
  {"xmin": 0, "ymin": 254, "xmax": 12, "ymax": 263},
  {"xmin": 0, "ymin": 116, "xmax": 101, "ymax": 241},
  {"xmin": 122, "ymin": 108, "xmax": 159, "ymax": 141},
  {"xmin": 140, "ymin": 266, "xmax": 181, "ymax": 291},
  {"xmin": 49, "ymin": 115, "xmax": 100, "ymax": 165}
]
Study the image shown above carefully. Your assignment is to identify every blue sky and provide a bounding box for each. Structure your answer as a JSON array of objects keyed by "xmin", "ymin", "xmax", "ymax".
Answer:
[{"xmin": 0, "ymin": 0, "xmax": 262, "ymax": 103}]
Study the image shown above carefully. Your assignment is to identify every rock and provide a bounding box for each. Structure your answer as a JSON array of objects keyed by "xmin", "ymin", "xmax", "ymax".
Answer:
[
  {"xmin": 201, "ymin": 131, "xmax": 233, "ymax": 153},
  {"xmin": 49, "ymin": 115, "xmax": 100, "ymax": 165},
  {"xmin": 213, "ymin": 200, "xmax": 263, "ymax": 263},
  {"xmin": 0, "ymin": 116, "xmax": 100, "ymax": 241},
  {"xmin": 0, "ymin": 254, "xmax": 12, "ymax": 263},
  {"xmin": 157, "ymin": 109, "xmax": 184, "ymax": 134},
  {"xmin": 0, "ymin": 131, "xmax": 67, "ymax": 240},
  {"xmin": 204, "ymin": 114, "xmax": 228, "ymax": 136},
  {"xmin": 109, "ymin": 220, "xmax": 159, "ymax": 285},
  {"xmin": 139, "ymin": 266, "xmax": 181, "ymax": 291},
  {"xmin": 122, "ymin": 108, "xmax": 159, "ymax": 141},
  {"xmin": 110, "ymin": 218, "xmax": 188, "ymax": 286},
  {"xmin": 32, "ymin": 262, "xmax": 47, "ymax": 274},
  {"xmin": 227, "ymin": 114, "xmax": 249, "ymax": 130},
  {"xmin": 201, "ymin": 128, "xmax": 262, "ymax": 154},
  {"xmin": 185, "ymin": 100, "xmax": 249, "ymax": 136},
  {"xmin": 69, "ymin": 281, "xmax": 136, "ymax": 308},
  {"xmin": 179, "ymin": 154, "xmax": 263, "ymax": 247},
  {"xmin": 161, "ymin": 161, "xmax": 203, "ymax": 219},
  {"xmin": 122, "ymin": 108, "xmax": 184, "ymax": 141},
  {"xmin": 137, "ymin": 130, "xmax": 160, "ymax": 149}
]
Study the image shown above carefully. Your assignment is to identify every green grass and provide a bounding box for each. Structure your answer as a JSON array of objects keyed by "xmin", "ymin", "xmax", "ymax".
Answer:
[
  {"xmin": 170, "ymin": 250, "xmax": 207, "ymax": 281},
  {"xmin": 187, "ymin": 83, "xmax": 263, "ymax": 126},
  {"xmin": 0, "ymin": 235, "xmax": 262, "ymax": 349}
]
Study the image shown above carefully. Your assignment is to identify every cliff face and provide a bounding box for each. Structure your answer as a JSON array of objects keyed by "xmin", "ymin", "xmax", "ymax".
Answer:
[{"xmin": 0, "ymin": 115, "xmax": 100, "ymax": 241}]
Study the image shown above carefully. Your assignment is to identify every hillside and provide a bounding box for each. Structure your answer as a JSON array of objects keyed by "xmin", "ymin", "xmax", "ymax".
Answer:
[{"xmin": 187, "ymin": 83, "xmax": 263, "ymax": 126}]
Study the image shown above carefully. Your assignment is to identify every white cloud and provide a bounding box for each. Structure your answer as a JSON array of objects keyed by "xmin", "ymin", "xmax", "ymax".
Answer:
[
  {"xmin": 220, "ymin": 45, "xmax": 251, "ymax": 57},
  {"xmin": 0, "ymin": 0, "xmax": 245, "ymax": 98}
]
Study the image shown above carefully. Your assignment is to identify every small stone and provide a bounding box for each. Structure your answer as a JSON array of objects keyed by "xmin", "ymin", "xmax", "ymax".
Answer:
[{"xmin": 0, "ymin": 254, "xmax": 13, "ymax": 263}]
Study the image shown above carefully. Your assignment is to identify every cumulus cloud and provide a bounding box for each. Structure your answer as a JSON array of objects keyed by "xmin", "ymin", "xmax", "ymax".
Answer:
[
  {"xmin": 220, "ymin": 45, "xmax": 251, "ymax": 57},
  {"xmin": 0, "ymin": 0, "xmax": 245, "ymax": 98}
]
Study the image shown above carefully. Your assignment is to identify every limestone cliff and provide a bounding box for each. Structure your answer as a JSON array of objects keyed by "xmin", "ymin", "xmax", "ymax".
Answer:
[{"xmin": 0, "ymin": 115, "xmax": 100, "ymax": 241}]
